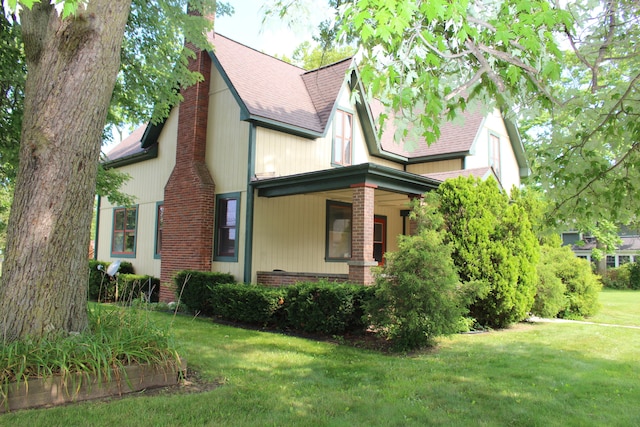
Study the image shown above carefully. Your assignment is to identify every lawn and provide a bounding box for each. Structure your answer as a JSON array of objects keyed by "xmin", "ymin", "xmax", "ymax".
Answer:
[{"xmin": 2, "ymin": 291, "xmax": 639, "ymax": 426}]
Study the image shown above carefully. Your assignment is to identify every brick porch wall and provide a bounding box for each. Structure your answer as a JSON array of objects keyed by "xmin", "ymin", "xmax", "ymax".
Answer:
[{"xmin": 257, "ymin": 271, "xmax": 350, "ymax": 287}]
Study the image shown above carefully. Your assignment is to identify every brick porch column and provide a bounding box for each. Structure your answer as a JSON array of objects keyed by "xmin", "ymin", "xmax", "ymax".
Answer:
[
  {"xmin": 348, "ymin": 183, "xmax": 377, "ymax": 285},
  {"xmin": 159, "ymin": 45, "xmax": 216, "ymax": 302}
]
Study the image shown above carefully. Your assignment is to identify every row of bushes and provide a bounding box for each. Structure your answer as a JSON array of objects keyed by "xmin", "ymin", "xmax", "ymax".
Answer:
[
  {"xmin": 88, "ymin": 260, "xmax": 160, "ymax": 303},
  {"xmin": 601, "ymin": 262, "xmax": 640, "ymax": 290},
  {"xmin": 174, "ymin": 270, "xmax": 373, "ymax": 335}
]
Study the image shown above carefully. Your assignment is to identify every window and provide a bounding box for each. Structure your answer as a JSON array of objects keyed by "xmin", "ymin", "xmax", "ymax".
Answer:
[
  {"xmin": 214, "ymin": 193, "xmax": 240, "ymax": 261},
  {"xmin": 111, "ymin": 206, "xmax": 137, "ymax": 257},
  {"xmin": 332, "ymin": 110, "xmax": 353, "ymax": 166},
  {"xmin": 606, "ymin": 255, "xmax": 616, "ymax": 268},
  {"xmin": 489, "ymin": 133, "xmax": 500, "ymax": 180},
  {"xmin": 154, "ymin": 203, "xmax": 164, "ymax": 258},
  {"xmin": 618, "ymin": 255, "xmax": 631, "ymax": 265},
  {"xmin": 326, "ymin": 201, "xmax": 352, "ymax": 261}
]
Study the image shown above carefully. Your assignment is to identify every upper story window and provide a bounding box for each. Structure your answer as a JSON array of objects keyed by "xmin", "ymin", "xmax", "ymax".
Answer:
[
  {"xmin": 489, "ymin": 133, "xmax": 501, "ymax": 181},
  {"xmin": 111, "ymin": 206, "xmax": 137, "ymax": 257},
  {"xmin": 214, "ymin": 193, "xmax": 240, "ymax": 262},
  {"xmin": 332, "ymin": 110, "xmax": 353, "ymax": 166}
]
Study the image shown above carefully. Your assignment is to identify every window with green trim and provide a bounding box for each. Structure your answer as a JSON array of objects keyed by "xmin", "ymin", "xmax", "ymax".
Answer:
[
  {"xmin": 154, "ymin": 203, "xmax": 164, "ymax": 258},
  {"xmin": 214, "ymin": 193, "xmax": 240, "ymax": 261},
  {"xmin": 326, "ymin": 200, "xmax": 352, "ymax": 261},
  {"xmin": 332, "ymin": 110, "xmax": 353, "ymax": 166},
  {"xmin": 111, "ymin": 206, "xmax": 137, "ymax": 256}
]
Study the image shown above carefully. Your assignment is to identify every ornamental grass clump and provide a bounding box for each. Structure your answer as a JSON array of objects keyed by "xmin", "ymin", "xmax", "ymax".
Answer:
[{"xmin": 0, "ymin": 303, "xmax": 180, "ymax": 403}]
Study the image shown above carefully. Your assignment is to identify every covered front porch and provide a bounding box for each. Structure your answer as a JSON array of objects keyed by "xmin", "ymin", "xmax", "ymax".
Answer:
[{"xmin": 250, "ymin": 163, "xmax": 440, "ymax": 286}]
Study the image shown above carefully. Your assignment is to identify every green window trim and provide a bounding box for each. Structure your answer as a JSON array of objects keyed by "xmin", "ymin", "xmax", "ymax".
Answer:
[
  {"xmin": 488, "ymin": 131, "xmax": 501, "ymax": 181},
  {"xmin": 325, "ymin": 200, "xmax": 352, "ymax": 262},
  {"xmin": 110, "ymin": 205, "xmax": 138, "ymax": 258},
  {"xmin": 154, "ymin": 202, "xmax": 164, "ymax": 259},
  {"xmin": 214, "ymin": 192, "xmax": 241, "ymax": 262}
]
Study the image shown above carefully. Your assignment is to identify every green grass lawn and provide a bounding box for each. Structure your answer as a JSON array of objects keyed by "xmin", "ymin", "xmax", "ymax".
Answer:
[{"xmin": 2, "ymin": 291, "xmax": 639, "ymax": 426}]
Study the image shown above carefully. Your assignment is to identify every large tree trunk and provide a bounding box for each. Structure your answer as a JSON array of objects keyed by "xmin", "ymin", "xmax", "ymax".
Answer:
[{"xmin": 0, "ymin": 1, "xmax": 131, "ymax": 342}]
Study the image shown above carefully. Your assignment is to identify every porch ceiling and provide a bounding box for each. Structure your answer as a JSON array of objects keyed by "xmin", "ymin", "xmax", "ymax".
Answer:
[{"xmin": 252, "ymin": 163, "xmax": 441, "ymax": 198}]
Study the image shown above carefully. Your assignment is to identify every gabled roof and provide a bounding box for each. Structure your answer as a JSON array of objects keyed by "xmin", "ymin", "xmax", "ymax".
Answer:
[
  {"xmin": 211, "ymin": 33, "xmax": 351, "ymax": 136},
  {"xmin": 374, "ymin": 101, "xmax": 486, "ymax": 160},
  {"xmin": 105, "ymin": 33, "xmax": 528, "ymax": 175}
]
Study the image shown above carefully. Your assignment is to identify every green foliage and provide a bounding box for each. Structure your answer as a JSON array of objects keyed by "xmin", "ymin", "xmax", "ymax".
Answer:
[
  {"xmin": 0, "ymin": 303, "xmax": 180, "ymax": 395},
  {"xmin": 521, "ymin": 1, "xmax": 640, "ymax": 229},
  {"xmin": 118, "ymin": 274, "xmax": 160, "ymax": 303},
  {"xmin": 284, "ymin": 281, "xmax": 372, "ymax": 335},
  {"xmin": 604, "ymin": 262, "xmax": 640, "ymax": 290},
  {"xmin": 601, "ymin": 264, "xmax": 632, "ymax": 290},
  {"xmin": 173, "ymin": 270, "xmax": 235, "ymax": 315},
  {"xmin": 209, "ymin": 284, "xmax": 286, "ymax": 326},
  {"xmin": 335, "ymin": 0, "xmax": 570, "ymax": 148},
  {"xmin": 629, "ymin": 262, "xmax": 640, "ymax": 291},
  {"xmin": 437, "ymin": 176, "xmax": 539, "ymax": 328},
  {"xmin": 87, "ymin": 260, "xmax": 134, "ymax": 302},
  {"xmin": 535, "ymin": 245, "xmax": 602, "ymax": 319},
  {"xmin": 532, "ymin": 247, "xmax": 568, "ymax": 317},
  {"xmin": 367, "ymin": 204, "xmax": 464, "ymax": 351},
  {"xmin": 280, "ymin": 41, "xmax": 356, "ymax": 69}
]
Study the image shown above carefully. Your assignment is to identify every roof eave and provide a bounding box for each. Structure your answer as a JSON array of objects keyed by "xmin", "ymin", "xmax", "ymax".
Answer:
[
  {"xmin": 103, "ymin": 143, "xmax": 159, "ymax": 169},
  {"xmin": 252, "ymin": 162, "xmax": 440, "ymax": 198}
]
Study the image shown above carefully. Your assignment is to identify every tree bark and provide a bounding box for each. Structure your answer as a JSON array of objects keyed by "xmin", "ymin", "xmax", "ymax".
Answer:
[{"xmin": 0, "ymin": 0, "xmax": 132, "ymax": 342}]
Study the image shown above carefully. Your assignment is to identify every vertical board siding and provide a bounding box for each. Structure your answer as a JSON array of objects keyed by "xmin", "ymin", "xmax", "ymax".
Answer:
[
  {"xmin": 207, "ymin": 72, "xmax": 250, "ymax": 194},
  {"xmin": 97, "ymin": 109, "xmax": 179, "ymax": 278},
  {"xmin": 406, "ymin": 159, "xmax": 464, "ymax": 175}
]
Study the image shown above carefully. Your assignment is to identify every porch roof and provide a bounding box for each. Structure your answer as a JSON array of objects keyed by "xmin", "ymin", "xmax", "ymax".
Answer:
[{"xmin": 251, "ymin": 163, "xmax": 441, "ymax": 198}]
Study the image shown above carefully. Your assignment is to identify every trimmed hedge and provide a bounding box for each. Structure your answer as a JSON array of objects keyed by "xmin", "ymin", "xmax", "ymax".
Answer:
[
  {"xmin": 87, "ymin": 260, "xmax": 134, "ymax": 302},
  {"xmin": 173, "ymin": 270, "xmax": 236, "ymax": 315},
  {"xmin": 209, "ymin": 283, "xmax": 286, "ymax": 326},
  {"xmin": 118, "ymin": 274, "xmax": 160, "ymax": 303},
  {"xmin": 171, "ymin": 271, "xmax": 373, "ymax": 335},
  {"xmin": 284, "ymin": 281, "xmax": 373, "ymax": 335}
]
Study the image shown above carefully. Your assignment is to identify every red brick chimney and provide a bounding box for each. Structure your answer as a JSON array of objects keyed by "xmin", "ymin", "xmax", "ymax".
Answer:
[{"xmin": 160, "ymin": 18, "xmax": 215, "ymax": 302}]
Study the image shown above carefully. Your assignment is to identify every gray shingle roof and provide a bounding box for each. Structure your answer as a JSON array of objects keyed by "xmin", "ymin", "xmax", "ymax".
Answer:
[
  {"xmin": 105, "ymin": 125, "xmax": 146, "ymax": 161},
  {"xmin": 212, "ymin": 33, "xmax": 352, "ymax": 134}
]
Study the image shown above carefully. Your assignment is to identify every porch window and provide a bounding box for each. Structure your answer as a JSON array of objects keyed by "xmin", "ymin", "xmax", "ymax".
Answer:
[
  {"xmin": 154, "ymin": 202, "xmax": 164, "ymax": 258},
  {"xmin": 111, "ymin": 206, "xmax": 137, "ymax": 257},
  {"xmin": 332, "ymin": 110, "xmax": 353, "ymax": 166},
  {"xmin": 489, "ymin": 133, "xmax": 501, "ymax": 181},
  {"xmin": 326, "ymin": 201, "xmax": 352, "ymax": 261},
  {"xmin": 214, "ymin": 193, "xmax": 240, "ymax": 261}
]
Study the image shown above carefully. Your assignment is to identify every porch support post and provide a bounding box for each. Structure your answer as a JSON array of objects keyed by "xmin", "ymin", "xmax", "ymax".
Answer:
[{"xmin": 348, "ymin": 183, "xmax": 377, "ymax": 285}]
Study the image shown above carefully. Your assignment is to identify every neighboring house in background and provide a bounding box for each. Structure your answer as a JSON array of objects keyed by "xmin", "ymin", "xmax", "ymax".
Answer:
[
  {"xmin": 563, "ymin": 230, "xmax": 640, "ymax": 268},
  {"xmin": 96, "ymin": 33, "xmax": 530, "ymax": 301}
]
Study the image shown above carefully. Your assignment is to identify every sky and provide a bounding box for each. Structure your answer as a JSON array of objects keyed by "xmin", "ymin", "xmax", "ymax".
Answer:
[{"xmin": 214, "ymin": 0, "xmax": 333, "ymax": 57}]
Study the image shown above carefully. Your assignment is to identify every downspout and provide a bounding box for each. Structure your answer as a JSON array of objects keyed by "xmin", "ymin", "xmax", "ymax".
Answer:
[
  {"xmin": 94, "ymin": 195, "xmax": 101, "ymax": 260},
  {"xmin": 243, "ymin": 124, "xmax": 256, "ymax": 283}
]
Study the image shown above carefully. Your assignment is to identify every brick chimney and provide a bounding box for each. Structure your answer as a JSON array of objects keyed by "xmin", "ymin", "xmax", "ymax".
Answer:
[{"xmin": 160, "ymin": 21, "xmax": 216, "ymax": 302}]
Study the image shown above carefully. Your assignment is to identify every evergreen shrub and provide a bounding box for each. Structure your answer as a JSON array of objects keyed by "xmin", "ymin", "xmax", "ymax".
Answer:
[
  {"xmin": 284, "ymin": 281, "xmax": 372, "ymax": 335},
  {"xmin": 173, "ymin": 270, "xmax": 235, "ymax": 315},
  {"xmin": 209, "ymin": 283, "xmax": 286, "ymax": 325}
]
